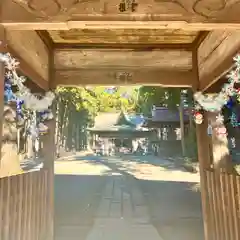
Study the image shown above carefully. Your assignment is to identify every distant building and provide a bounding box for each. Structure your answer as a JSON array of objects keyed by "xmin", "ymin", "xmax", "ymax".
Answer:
[
  {"xmin": 143, "ymin": 106, "xmax": 190, "ymax": 156},
  {"xmin": 87, "ymin": 111, "xmax": 155, "ymax": 151},
  {"xmin": 144, "ymin": 105, "xmax": 189, "ymax": 128},
  {"xmin": 88, "ymin": 111, "xmax": 153, "ymax": 139}
]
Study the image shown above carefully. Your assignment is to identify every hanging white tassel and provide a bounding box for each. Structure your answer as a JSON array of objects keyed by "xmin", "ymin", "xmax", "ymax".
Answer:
[
  {"xmin": 38, "ymin": 122, "xmax": 48, "ymax": 134},
  {"xmin": 46, "ymin": 111, "xmax": 54, "ymax": 120},
  {"xmin": 41, "ymin": 111, "xmax": 54, "ymax": 121},
  {"xmin": 29, "ymin": 125, "xmax": 39, "ymax": 139},
  {"xmin": 194, "ymin": 55, "xmax": 240, "ymax": 112},
  {"xmin": 0, "ymin": 53, "xmax": 55, "ymax": 111}
]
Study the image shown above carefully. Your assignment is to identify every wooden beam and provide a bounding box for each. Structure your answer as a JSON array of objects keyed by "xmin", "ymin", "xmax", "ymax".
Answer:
[
  {"xmin": 54, "ymin": 43, "xmax": 192, "ymax": 50},
  {"xmin": 205, "ymin": 77, "xmax": 227, "ymax": 93},
  {"xmin": 0, "ymin": 41, "xmax": 48, "ymax": 90},
  {"xmin": 198, "ymin": 30, "xmax": 240, "ymax": 91},
  {"xmin": 191, "ymin": 31, "xmax": 209, "ymax": 49},
  {"xmin": 4, "ymin": 21, "xmax": 240, "ymax": 31},
  {"xmin": 0, "ymin": 53, "xmax": 4, "ymax": 162},
  {"xmin": 0, "ymin": 26, "xmax": 49, "ymax": 90},
  {"xmin": 36, "ymin": 30, "xmax": 54, "ymax": 52},
  {"xmin": 49, "ymin": 28, "xmax": 198, "ymax": 45},
  {"xmin": 5, "ymin": 29, "xmax": 49, "ymax": 81},
  {"xmin": 54, "ymin": 49, "xmax": 192, "ymax": 71},
  {"xmin": 53, "ymin": 69, "xmax": 194, "ymax": 88},
  {"xmin": 9, "ymin": 46, "xmax": 49, "ymax": 91},
  {"xmin": 3, "ymin": 0, "xmax": 240, "ymax": 30}
]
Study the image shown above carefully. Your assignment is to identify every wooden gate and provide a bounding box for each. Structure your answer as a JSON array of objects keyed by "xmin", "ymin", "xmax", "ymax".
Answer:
[
  {"xmin": 0, "ymin": 170, "xmax": 52, "ymax": 240},
  {"xmin": 204, "ymin": 170, "xmax": 240, "ymax": 240}
]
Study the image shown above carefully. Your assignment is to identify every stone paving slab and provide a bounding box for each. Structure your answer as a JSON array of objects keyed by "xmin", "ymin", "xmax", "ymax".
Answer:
[
  {"xmin": 55, "ymin": 154, "xmax": 203, "ymax": 240},
  {"xmin": 86, "ymin": 219, "xmax": 163, "ymax": 240},
  {"xmin": 84, "ymin": 174, "xmax": 163, "ymax": 240}
]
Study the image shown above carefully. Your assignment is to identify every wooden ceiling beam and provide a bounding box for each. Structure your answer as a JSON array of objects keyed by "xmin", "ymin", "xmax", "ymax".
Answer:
[
  {"xmin": 197, "ymin": 30, "xmax": 240, "ymax": 91},
  {"xmin": 3, "ymin": 29, "xmax": 50, "ymax": 89},
  {"xmin": 205, "ymin": 77, "xmax": 227, "ymax": 94},
  {"xmin": 48, "ymin": 28, "xmax": 198, "ymax": 45},
  {"xmin": 53, "ymin": 69, "xmax": 194, "ymax": 88},
  {"xmin": 3, "ymin": 21, "xmax": 240, "ymax": 31},
  {"xmin": 2, "ymin": 0, "xmax": 240, "ymax": 30},
  {"xmin": 54, "ymin": 43, "xmax": 192, "ymax": 50},
  {"xmin": 191, "ymin": 31, "xmax": 209, "ymax": 49},
  {"xmin": 0, "ymin": 26, "xmax": 49, "ymax": 90},
  {"xmin": 9, "ymin": 45, "xmax": 49, "ymax": 91},
  {"xmin": 36, "ymin": 30, "xmax": 54, "ymax": 52},
  {"xmin": 54, "ymin": 48, "xmax": 192, "ymax": 71}
]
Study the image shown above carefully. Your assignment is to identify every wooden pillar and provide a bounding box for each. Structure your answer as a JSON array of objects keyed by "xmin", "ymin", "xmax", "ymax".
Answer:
[
  {"xmin": 0, "ymin": 56, "xmax": 4, "ymax": 161},
  {"xmin": 42, "ymin": 116, "xmax": 56, "ymax": 169},
  {"xmin": 195, "ymin": 111, "xmax": 212, "ymax": 240},
  {"xmin": 208, "ymin": 111, "xmax": 235, "ymax": 173},
  {"xmin": 0, "ymin": 26, "xmax": 6, "ymax": 162},
  {"xmin": 41, "ymin": 50, "xmax": 56, "ymax": 240},
  {"xmin": 196, "ymin": 112, "xmax": 212, "ymax": 169},
  {"xmin": 193, "ymin": 48, "xmax": 212, "ymax": 240},
  {"xmin": 41, "ymin": 113, "xmax": 55, "ymax": 240}
]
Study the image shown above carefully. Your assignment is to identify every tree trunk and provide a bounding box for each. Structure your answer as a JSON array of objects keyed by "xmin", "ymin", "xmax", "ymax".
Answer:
[{"xmin": 179, "ymin": 102, "xmax": 186, "ymax": 156}]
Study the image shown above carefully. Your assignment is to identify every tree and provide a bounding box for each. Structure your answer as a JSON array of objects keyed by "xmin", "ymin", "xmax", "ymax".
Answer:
[
  {"xmin": 136, "ymin": 86, "xmax": 197, "ymax": 158},
  {"xmin": 136, "ymin": 86, "xmax": 182, "ymax": 114},
  {"xmin": 55, "ymin": 86, "xmax": 139, "ymax": 153}
]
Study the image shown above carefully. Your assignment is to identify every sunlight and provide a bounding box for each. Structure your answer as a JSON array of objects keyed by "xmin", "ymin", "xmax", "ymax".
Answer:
[
  {"xmin": 120, "ymin": 161, "xmax": 200, "ymax": 183},
  {"xmin": 54, "ymin": 155, "xmax": 200, "ymax": 183},
  {"xmin": 54, "ymin": 160, "xmax": 111, "ymax": 176}
]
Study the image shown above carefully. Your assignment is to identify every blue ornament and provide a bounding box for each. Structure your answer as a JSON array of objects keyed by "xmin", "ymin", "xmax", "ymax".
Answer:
[
  {"xmin": 15, "ymin": 99, "xmax": 24, "ymax": 119},
  {"xmin": 4, "ymin": 82, "xmax": 11, "ymax": 89},
  {"xmin": 4, "ymin": 80, "xmax": 16, "ymax": 102},
  {"xmin": 4, "ymin": 88, "xmax": 15, "ymax": 102},
  {"xmin": 17, "ymin": 99, "xmax": 24, "ymax": 105},
  {"xmin": 40, "ymin": 110, "xmax": 48, "ymax": 115},
  {"xmin": 226, "ymin": 98, "xmax": 234, "ymax": 109}
]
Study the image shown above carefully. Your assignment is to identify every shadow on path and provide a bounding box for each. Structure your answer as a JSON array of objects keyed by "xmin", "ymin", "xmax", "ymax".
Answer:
[{"xmin": 54, "ymin": 154, "xmax": 204, "ymax": 240}]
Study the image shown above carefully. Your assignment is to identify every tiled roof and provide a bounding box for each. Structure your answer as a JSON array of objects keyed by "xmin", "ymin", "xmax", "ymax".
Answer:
[
  {"xmin": 151, "ymin": 107, "xmax": 189, "ymax": 122},
  {"xmin": 89, "ymin": 112, "xmax": 147, "ymax": 131}
]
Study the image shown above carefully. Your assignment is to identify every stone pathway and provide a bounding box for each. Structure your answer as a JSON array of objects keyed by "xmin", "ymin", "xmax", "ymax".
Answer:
[
  {"xmin": 86, "ymin": 175, "xmax": 163, "ymax": 240},
  {"xmin": 55, "ymin": 154, "xmax": 203, "ymax": 240}
]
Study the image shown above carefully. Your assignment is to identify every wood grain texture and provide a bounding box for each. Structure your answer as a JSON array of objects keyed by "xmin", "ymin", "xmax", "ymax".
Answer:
[
  {"xmin": 2, "ymin": 0, "xmax": 240, "ymax": 24},
  {"xmin": 49, "ymin": 29, "xmax": 198, "ymax": 44},
  {"xmin": 53, "ymin": 69, "xmax": 194, "ymax": 87},
  {"xmin": 0, "ymin": 27, "xmax": 6, "ymax": 161},
  {"xmin": 198, "ymin": 30, "xmax": 240, "ymax": 90},
  {"xmin": 5, "ymin": 29, "xmax": 49, "ymax": 82},
  {"xmin": 0, "ymin": 171, "xmax": 52, "ymax": 240},
  {"xmin": 54, "ymin": 49, "xmax": 192, "ymax": 70},
  {"xmin": 204, "ymin": 170, "xmax": 240, "ymax": 240}
]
